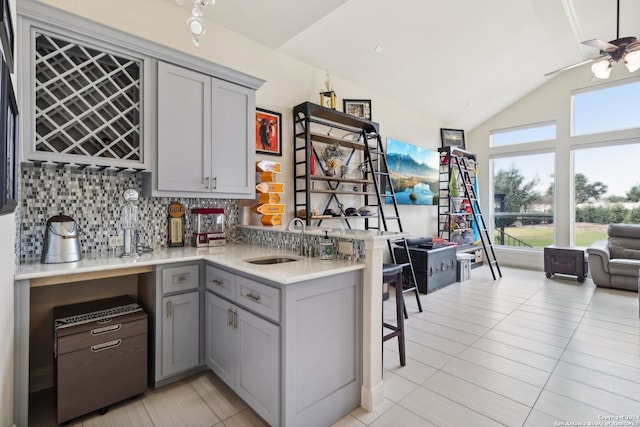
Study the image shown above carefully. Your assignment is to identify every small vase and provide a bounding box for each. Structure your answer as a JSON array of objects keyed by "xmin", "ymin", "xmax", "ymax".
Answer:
[{"xmin": 325, "ymin": 168, "xmax": 336, "ymax": 177}]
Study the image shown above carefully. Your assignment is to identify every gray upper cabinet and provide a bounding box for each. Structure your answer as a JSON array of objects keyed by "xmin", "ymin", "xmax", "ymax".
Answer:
[
  {"xmin": 18, "ymin": 1, "xmax": 264, "ymax": 180},
  {"xmin": 155, "ymin": 62, "xmax": 256, "ymax": 198}
]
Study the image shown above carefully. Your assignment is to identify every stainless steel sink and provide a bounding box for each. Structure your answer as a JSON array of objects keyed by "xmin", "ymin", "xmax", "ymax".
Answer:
[{"xmin": 244, "ymin": 256, "xmax": 301, "ymax": 265}]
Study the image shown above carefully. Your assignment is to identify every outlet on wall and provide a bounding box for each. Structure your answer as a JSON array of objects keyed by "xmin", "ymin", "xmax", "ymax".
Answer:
[{"xmin": 108, "ymin": 235, "xmax": 124, "ymax": 247}]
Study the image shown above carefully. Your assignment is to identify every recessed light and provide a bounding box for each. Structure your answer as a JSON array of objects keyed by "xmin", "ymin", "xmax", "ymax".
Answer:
[{"xmin": 373, "ymin": 45, "xmax": 384, "ymax": 54}]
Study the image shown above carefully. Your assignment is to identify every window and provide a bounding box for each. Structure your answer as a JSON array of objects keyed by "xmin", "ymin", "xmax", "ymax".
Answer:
[
  {"xmin": 573, "ymin": 144, "xmax": 640, "ymax": 246},
  {"xmin": 491, "ymin": 123, "xmax": 556, "ymax": 147},
  {"xmin": 492, "ymin": 153, "xmax": 555, "ymax": 249},
  {"xmin": 572, "ymin": 79, "xmax": 640, "ymax": 136}
]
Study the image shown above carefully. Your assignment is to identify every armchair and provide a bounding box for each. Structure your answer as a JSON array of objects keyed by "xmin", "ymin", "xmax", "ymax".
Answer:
[{"xmin": 587, "ymin": 224, "xmax": 640, "ymax": 291}]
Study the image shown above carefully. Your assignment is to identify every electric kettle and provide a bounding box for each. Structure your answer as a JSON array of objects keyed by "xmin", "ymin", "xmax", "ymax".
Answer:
[{"xmin": 41, "ymin": 214, "xmax": 83, "ymax": 263}]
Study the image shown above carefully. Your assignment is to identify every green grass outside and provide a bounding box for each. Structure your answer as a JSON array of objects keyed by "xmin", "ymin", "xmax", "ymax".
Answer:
[{"xmin": 497, "ymin": 224, "xmax": 609, "ymax": 249}]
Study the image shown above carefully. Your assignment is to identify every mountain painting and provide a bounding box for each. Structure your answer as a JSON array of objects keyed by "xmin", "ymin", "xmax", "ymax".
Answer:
[{"xmin": 385, "ymin": 138, "xmax": 439, "ymax": 205}]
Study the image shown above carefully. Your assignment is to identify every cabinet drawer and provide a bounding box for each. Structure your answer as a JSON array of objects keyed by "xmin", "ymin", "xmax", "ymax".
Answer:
[
  {"xmin": 236, "ymin": 277, "xmax": 280, "ymax": 322},
  {"xmin": 57, "ymin": 314, "xmax": 147, "ymax": 356},
  {"xmin": 162, "ymin": 264, "xmax": 200, "ymax": 294},
  {"xmin": 206, "ymin": 265, "xmax": 236, "ymax": 300}
]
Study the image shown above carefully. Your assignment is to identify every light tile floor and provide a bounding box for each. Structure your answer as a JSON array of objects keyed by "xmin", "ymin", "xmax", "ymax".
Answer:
[{"xmin": 30, "ymin": 266, "xmax": 640, "ymax": 426}]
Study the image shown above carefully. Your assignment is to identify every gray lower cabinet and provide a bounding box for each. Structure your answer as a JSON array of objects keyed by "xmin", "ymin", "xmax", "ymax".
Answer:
[
  {"xmin": 162, "ymin": 291, "xmax": 200, "ymax": 377},
  {"xmin": 152, "ymin": 263, "xmax": 202, "ymax": 385},
  {"xmin": 205, "ymin": 292, "xmax": 280, "ymax": 425},
  {"xmin": 205, "ymin": 263, "xmax": 362, "ymax": 427}
]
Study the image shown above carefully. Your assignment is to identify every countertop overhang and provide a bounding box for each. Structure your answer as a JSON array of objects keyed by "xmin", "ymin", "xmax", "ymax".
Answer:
[{"xmin": 15, "ymin": 244, "xmax": 365, "ymax": 285}]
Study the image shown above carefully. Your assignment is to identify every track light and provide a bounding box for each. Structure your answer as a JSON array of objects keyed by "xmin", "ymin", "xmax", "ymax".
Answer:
[{"xmin": 177, "ymin": 0, "xmax": 216, "ymax": 46}]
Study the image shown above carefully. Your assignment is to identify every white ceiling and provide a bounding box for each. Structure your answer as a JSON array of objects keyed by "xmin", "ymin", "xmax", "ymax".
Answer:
[{"xmin": 179, "ymin": 0, "xmax": 640, "ymax": 130}]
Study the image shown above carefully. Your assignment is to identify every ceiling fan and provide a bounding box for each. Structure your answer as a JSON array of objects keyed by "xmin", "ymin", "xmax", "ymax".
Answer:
[{"xmin": 545, "ymin": 0, "xmax": 640, "ymax": 78}]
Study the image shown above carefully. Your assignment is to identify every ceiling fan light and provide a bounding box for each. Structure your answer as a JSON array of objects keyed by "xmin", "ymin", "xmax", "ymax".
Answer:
[
  {"xmin": 591, "ymin": 59, "xmax": 612, "ymax": 79},
  {"xmin": 624, "ymin": 51, "xmax": 640, "ymax": 72}
]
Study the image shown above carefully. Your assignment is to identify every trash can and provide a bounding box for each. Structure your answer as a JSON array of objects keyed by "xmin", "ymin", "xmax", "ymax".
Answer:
[{"xmin": 456, "ymin": 253, "xmax": 474, "ymax": 282}]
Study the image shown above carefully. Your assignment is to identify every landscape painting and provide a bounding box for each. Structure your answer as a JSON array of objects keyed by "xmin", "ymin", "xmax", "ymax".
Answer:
[{"xmin": 386, "ymin": 138, "xmax": 439, "ymax": 205}]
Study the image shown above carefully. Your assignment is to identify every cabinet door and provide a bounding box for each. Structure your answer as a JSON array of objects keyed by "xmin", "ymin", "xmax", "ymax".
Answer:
[
  {"xmin": 235, "ymin": 306, "xmax": 280, "ymax": 427},
  {"xmin": 161, "ymin": 291, "xmax": 200, "ymax": 377},
  {"xmin": 157, "ymin": 62, "xmax": 212, "ymax": 192},
  {"xmin": 204, "ymin": 292, "xmax": 236, "ymax": 387},
  {"xmin": 211, "ymin": 78, "xmax": 255, "ymax": 196}
]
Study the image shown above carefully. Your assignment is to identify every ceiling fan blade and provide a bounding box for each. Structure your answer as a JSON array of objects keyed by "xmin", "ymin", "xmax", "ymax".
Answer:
[
  {"xmin": 544, "ymin": 56, "xmax": 606, "ymax": 77},
  {"xmin": 582, "ymin": 38, "xmax": 618, "ymax": 52}
]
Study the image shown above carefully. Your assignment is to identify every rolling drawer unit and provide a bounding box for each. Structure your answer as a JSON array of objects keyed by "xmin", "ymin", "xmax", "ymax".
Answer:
[{"xmin": 54, "ymin": 296, "xmax": 148, "ymax": 424}]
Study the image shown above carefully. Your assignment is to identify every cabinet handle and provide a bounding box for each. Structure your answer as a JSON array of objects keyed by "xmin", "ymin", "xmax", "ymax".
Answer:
[
  {"xmin": 245, "ymin": 292, "xmax": 261, "ymax": 302},
  {"xmin": 212, "ymin": 177, "xmax": 217, "ymax": 190},
  {"xmin": 91, "ymin": 339, "xmax": 121, "ymax": 352},
  {"xmin": 204, "ymin": 176, "xmax": 210, "ymax": 189},
  {"xmin": 91, "ymin": 324, "xmax": 121, "ymax": 336},
  {"xmin": 211, "ymin": 278, "xmax": 224, "ymax": 287},
  {"xmin": 166, "ymin": 301, "xmax": 172, "ymax": 318},
  {"xmin": 176, "ymin": 274, "xmax": 187, "ymax": 283},
  {"xmin": 232, "ymin": 309, "xmax": 238, "ymax": 329},
  {"xmin": 227, "ymin": 308, "xmax": 233, "ymax": 327}
]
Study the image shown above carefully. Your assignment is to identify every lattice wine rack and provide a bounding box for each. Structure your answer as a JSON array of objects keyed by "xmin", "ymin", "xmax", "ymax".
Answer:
[{"xmin": 33, "ymin": 32, "xmax": 142, "ymax": 166}]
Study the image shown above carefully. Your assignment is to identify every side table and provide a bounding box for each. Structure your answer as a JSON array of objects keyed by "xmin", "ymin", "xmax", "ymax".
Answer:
[{"xmin": 544, "ymin": 245, "xmax": 588, "ymax": 283}]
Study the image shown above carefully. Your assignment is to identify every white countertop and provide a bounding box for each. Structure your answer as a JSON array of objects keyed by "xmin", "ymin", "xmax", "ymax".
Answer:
[{"xmin": 15, "ymin": 244, "xmax": 365, "ymax": 285}]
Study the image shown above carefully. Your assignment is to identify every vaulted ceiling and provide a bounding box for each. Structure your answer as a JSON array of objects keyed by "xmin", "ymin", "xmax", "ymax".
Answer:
[{"xmin": 174, "ymin": 0, "xmax": 640, "ymax": 130}]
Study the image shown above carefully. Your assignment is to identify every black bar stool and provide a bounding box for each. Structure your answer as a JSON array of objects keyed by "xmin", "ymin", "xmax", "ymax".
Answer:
[{"xmin": 382, "ymin": 263, "xmax": 407, "ymax": 366}]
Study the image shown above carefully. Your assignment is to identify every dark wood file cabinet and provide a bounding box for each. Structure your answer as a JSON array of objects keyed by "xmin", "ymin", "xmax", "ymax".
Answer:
[{"xmin": 54, "ymin": 296, "xmax": 148, "ymax": 424}]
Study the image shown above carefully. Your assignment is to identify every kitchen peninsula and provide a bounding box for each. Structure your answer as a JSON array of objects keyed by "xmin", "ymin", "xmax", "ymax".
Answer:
[{"xmin": 14, "ymin": 226, "xmax": 400, "ymax": 426}]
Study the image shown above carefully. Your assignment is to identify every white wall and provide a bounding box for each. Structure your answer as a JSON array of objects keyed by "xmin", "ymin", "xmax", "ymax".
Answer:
[
  {"xmin": 37, "ymin": 0, "xmax": 445, "ymax": 239},
  {"xmin": 468, "ymin": 64, "xmax": 640, "ymax": 269},
  {"xmin": 0, "ymin": 213, "xmax": 15, "ymax": 426}
]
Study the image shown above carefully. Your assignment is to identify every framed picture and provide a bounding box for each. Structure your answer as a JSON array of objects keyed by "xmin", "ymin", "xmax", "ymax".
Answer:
[
  {"xmin": 440, "ymin": 128, "xmax": 465, "ymax": 149},
  {"xmin": 343, "ymin": 99, "xmax": 372, "ymax": 120},
  {"xmin": 255, "ymin": 108, "xmax": 282, "ymax": 156},
  {"xmin": 0, "ymin": 54, "xmax": 17, "ymax": 215},
  {"xmin": 0, "ymin": 0, "xmax": 13, "ymax": 72},
  {"xmin": 386, "ymin": 138, "xmax": 439, "ymax": 205}
]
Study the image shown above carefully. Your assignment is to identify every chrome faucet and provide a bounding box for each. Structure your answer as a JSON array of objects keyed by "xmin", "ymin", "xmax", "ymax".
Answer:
[{"xmin": 286, "ymin": 218, "xmax": 306, "ymax": 256}]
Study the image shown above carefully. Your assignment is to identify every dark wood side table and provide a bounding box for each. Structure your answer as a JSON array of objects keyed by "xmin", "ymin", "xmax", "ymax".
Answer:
[{"xmin": 544, "ymin": 245, "xmax": 588, "ymax": 282}]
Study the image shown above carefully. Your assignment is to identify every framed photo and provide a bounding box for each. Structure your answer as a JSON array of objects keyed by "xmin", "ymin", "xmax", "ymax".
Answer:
[
  {"xmin": 343, "ymin": 99, "xmax": 372, "ymax": 120},
  {"xmin": 0, "ymin": 55, "xmax": 17, "ymax": 215},
  {"xmin": 0, "ymin": 0, "xmax": 13, "ymax": 72},
  {"xmin": 255, "ymin": 108, "xmax": 282, "ymax": 156},
  {"xmin": 440, "ymin": 128, "xmax": 465, "ymax": 149}
]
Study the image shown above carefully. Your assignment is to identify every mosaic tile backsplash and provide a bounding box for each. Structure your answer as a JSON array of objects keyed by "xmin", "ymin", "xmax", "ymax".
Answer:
[
  {"xmin": 19, "ymin": 165, "xmax": 238, "ymax": 262},
  {"xmin": 18, "ymin": 164, "xmax": 366, "ymax": 263}
]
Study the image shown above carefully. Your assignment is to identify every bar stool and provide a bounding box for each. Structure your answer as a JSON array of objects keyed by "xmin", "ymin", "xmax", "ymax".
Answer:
[{"xmin": 382, "ymin": 263, "xmax": 407, "ymax": 366}]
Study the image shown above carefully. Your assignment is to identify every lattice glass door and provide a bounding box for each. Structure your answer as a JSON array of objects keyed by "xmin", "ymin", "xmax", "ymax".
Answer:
[{"xmin": 34, "ymin": 31, "xmax": 142, "ymax": 165}]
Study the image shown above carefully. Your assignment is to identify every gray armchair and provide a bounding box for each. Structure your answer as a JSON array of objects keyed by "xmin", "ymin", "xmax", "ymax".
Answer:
[{"xmin": 587, "ymin": 224, "xmax": 640, "ymax": 291}]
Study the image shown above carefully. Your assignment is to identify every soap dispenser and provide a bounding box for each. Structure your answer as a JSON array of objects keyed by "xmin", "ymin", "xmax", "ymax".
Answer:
[{"xmin": 320, "ymin": 231, "xmax": 334, "ymax": 260}]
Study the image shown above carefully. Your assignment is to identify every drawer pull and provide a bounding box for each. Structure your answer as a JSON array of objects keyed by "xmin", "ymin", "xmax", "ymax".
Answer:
[
  {"xmin": 211, "ymin": 278, "xmax": 224, "ymax": 287},
  {"xmin": 91, "ymin": 339, "xmax": 121, "ymax": 352},
  {"xmin": 91, "ymin": 324, "xmax": 121, "ymax": 336},
  {"xmin": 176, "ymin": 275, "xmax": 187, "ymax": 283},
  {"xmin": 245, "ymin": 292, "xmax": 261, "ymax": 302}
]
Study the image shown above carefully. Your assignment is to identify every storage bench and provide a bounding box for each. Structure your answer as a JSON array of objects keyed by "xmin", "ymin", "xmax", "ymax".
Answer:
[{"xmin": 393, "ymin": 244, "xmax": 456, "ymax": 293}]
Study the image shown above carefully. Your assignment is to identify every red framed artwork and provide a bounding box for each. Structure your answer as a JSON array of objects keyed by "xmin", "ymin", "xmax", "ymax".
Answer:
[{"xmin": 255, "ymin": 108, "xmax": 282, "ymax": 156}]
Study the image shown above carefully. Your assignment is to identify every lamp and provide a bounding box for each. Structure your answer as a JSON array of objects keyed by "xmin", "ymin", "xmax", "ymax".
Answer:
[
  {"xmin": 591, "ymin": 59, "xmax": 612, "ymax": 79},
  {"xmin": 625, "ymin": 50, "xmax": 640, "ymax": 72},
  {"xmin": 176, "ymin": 0, "xmax": 215, "ymax": 46}
]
